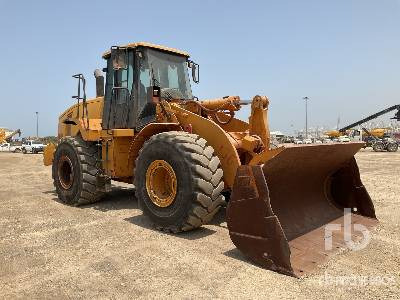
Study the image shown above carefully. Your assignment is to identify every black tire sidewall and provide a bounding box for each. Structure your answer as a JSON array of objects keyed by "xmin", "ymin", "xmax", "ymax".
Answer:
[
  {"xmin": 373, "ymin": 143, "xmax": 383, "ymax": 152},
  {"xmin": 136, "ymin": 138, "xmax": 195, "ymax": 228},
  {"xmin": 52, "ymin": 141, "xmax": 82, "ymax": 204},
  {"xmin": 388, "ymin": 143, "xmax": 398, "ymax": 152}
]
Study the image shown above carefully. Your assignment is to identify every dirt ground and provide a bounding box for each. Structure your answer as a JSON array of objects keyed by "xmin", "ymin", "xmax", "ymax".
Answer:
[{"xmin": 0, "ymin": 149, "xmax": 399, "ymax": 299}]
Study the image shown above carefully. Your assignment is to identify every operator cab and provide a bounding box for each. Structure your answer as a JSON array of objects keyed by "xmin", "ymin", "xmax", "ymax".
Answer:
[{"xmin": 99, "ymin": 42, "xmax": 199, "ymax": 131}]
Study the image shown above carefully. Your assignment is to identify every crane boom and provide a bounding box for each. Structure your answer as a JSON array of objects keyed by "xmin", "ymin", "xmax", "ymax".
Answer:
[{"xmin": 339, "ymin": 104, "xmax": 400, "ymax": 133}]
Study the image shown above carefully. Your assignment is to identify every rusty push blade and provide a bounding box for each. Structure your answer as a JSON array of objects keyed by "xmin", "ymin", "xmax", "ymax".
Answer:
[{"xmin": 226, "ymin": 143, "xmax": 378, "ymax": 277}]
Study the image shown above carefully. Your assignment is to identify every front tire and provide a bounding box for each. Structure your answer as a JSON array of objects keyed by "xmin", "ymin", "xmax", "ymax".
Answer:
[
  {"xmin": 134, "ymin": 131, "xmax": 225, "ymax": 232},
  {"xmin": 52, "ymin": 136, "xmax": 108, "ymax": 205},
  {"xmin": 373, "ymin": 142, "xmax": 384, "ymax": 152}
]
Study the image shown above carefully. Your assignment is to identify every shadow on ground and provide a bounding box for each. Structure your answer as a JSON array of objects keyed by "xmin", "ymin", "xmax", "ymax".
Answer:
[
  {"xmin": 223, "ymin": 248, "xmax": 271, "ymax": 273},
  {"xmin": 124, "ymin": 205, "xmax": 228, "ymax": 240},
  {"xmin": 83, "ymin": 186, "xmax": 137, "ymax": 211},
  {"xmin": 124, "ymin": 214, "xmax": 218, "ymax": 240},
  {"xmin": 43, "ymin": 190, "xmax": 57, "ymax": 196},
  {"xmin": 45, "ymin": 184, "xmax": 229, "ymax": 240},
  {"xmin": 45, "ymin": 184, "xmax": 137, "ymax": 211}
]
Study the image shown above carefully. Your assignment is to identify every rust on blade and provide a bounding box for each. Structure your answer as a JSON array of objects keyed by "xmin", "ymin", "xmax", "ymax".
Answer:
[
  {"xmin": 226, "ymin": 166, "xmax": 294, "ymax": 276},
  {"xmin": 226, "ymin": 143, "xmax": 378, "ymax": 277}
]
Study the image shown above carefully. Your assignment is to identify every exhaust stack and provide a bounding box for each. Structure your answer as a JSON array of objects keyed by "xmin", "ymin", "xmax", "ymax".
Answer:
[{"xmin": 94, "ymin": 69, "xmax": 104, "ymax": 97}]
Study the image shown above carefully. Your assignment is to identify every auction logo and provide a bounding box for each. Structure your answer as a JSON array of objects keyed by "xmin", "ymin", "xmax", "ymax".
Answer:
[{"xmin": 325, "ymin": 208, "xmax": 371, "ymax": 251}]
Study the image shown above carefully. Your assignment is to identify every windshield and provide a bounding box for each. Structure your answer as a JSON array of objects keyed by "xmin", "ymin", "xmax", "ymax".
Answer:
[
  {"xmin": 139, "ymin": 49, "xmax": 192, "ymax": 100},
  {"xmin": 32, "ymin": 141, "xmax": 41, "ymax": 145}
]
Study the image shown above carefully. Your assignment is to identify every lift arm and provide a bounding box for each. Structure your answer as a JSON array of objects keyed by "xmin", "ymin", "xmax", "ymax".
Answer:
[{"xmin": 361, "ymin": 127, "xmax": 378, "ymax": 141}]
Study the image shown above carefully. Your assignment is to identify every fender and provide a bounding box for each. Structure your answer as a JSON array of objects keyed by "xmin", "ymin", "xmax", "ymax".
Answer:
[
  {"xmin": 172, "ymin": 104, "xmax": 241, "ymax": 188},
  {"xmin": 128, "ymin": 122, "xmax": 182, "ymax": 169}
]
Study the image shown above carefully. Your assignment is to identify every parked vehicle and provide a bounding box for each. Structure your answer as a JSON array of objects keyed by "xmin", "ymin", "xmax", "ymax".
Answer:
[
  {"xmin": 338, "ymin": 135, "xmax": 350, "ymax": 143},
  {"xmin": 22, "ymin": 140, "xmax": 45, "ymax": 154},
  {"xmin": 0, "ymin": 143, "xmax": 10, "ymax": 151},
  {"xmin": 303, "ymin": 138, "xmax": 312, "ymax": 144},
  {"xmin": 281, "ymin": 136, "xmax": 294, "ymax": 143},
  {"xmin": 294, "ymin": 139, "xmax": 303, "ymax": 144},
  {"xmin": 0, "ymin": 143, "xmax": 22, "ymax": 152}
]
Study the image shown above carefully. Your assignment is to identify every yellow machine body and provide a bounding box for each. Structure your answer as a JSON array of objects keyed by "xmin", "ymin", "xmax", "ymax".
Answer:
[
  {"xmin": 44, "ymin": 42, "xmax": 377, "ymax": 277},
  {"xmin": 47, "ymin": 93, "xmax": 279, "ymax": 187}
]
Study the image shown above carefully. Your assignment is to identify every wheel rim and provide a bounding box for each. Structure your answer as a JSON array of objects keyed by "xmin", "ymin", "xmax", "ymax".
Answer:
[
  {"xmin": 58, "ymin": 155, "xmax": 74, "ymax": 190},
  {"xmin": 145, "ymin": 160, "xmax": 177, "ymax": 207}
]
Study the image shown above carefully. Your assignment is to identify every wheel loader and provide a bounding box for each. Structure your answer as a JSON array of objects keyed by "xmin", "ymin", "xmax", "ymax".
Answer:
[{"xmin": 44, "ymin": 42, "xmax": 377, "ymax": 277}]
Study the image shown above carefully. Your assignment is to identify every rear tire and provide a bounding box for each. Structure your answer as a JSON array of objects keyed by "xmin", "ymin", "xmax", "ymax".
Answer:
[
  {"xmin": 134, "ymin": 131, "xmax": 225, "ymax": 232},
  {"xmin": 52, "ymin": 136, "xmax": 108, "ymax": 206},
  {"xmin": 387, "ymin": 142, "xmax": 398, "ymax": 152},
  {"xmin": 22, "ymin": 148, "xmax": 27, "ymax": 154}
]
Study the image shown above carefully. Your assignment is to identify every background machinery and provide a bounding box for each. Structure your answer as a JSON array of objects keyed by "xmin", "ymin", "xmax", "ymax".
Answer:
[
  {"xmin": 44, "ymin": 42, "xmax": 377, "ymax": 277},
  {"xmin": 0, "ymin": 128, "xmax": 21, "ymax": 144},
  {"xmin": 325, "ymin": 104, "xmax": 400, "ymax": 152},
  {"xmin": 361, "ymin": 127, "xmax": 398, "ymax": 152},
  {"xmin": 339, "ymin": 105, "xmax": 400, "ymax": 152},
  {"xmin": 339, "ymin": 104, "xmax": 400, "ymax": 133}
]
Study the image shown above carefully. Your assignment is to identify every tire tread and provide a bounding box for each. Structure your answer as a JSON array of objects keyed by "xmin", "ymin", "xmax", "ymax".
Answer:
[
  {"xmin": 134, "ymin": 131, "xmax": 225, "ymax": 232},
  {"xmin": 53, "ymin": 136, "xmax": 108, "ymax": 206}
]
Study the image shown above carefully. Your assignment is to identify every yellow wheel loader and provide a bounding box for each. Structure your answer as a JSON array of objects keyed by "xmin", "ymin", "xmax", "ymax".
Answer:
[{"xmin": 44, "ymin": 42, "xmax": 377, "ymax": 277}]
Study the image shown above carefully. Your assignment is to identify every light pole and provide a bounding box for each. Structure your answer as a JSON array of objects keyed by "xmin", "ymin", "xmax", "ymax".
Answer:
[
  {"xmin": 35, "ymin": 112, "xmax": 39, "ymax": 138},
  {"xmin": 302, "ymin": 97, "xmax": 309, "ymax": 138}
]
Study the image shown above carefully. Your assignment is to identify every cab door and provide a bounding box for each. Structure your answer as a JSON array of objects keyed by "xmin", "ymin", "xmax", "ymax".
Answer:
[{"xmin": 103, "ymin": 50, "xmax": 135, "ymax": 129}]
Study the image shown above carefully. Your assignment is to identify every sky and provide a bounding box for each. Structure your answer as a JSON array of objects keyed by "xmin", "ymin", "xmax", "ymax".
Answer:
[{"xmin": 0, "ymin": 0, "xmax": 399, "ymax": 137}]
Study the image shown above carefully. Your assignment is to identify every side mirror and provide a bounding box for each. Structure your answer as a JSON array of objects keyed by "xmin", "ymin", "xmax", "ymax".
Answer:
[
  {"xmin": 188, "ymin": 60, "xmax": 199, "ymax": 84},
  {"xmin": 111, "ymin": 46, "xmax": 128, "ymax": 70},
  {"xmin": 94, "ymin": 69, "xmax": 104, "ymax": 97}
]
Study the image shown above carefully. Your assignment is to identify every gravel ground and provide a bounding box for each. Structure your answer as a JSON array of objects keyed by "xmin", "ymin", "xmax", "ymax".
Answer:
[{"xmin": 0, "ymin": 149, "xmax": 399, "ymax": 299}]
